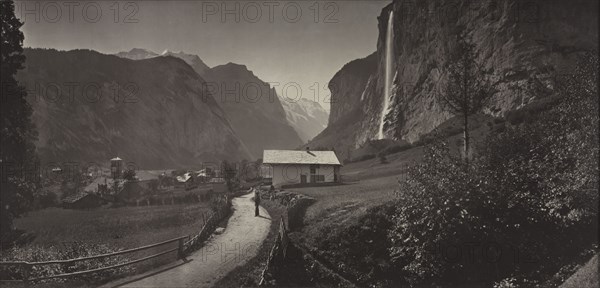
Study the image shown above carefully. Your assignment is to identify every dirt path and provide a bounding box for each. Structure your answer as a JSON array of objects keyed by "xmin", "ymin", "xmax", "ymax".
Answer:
[{"xmin": 114, "ymin": 193, "xmax": 270, "ymax": 288}]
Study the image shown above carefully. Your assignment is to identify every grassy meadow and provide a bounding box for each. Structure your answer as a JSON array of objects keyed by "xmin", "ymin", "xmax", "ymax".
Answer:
[
  {"xmin": 13, "ymin": 203, "xmax": 213, "ymax": 249},
  {"xmin": 1, "ymin": 203, "xmax": 214, "ymax": 284},
  {"xmin": 285, "ymin": 142, "xmax": 422, "ymax": 249}
]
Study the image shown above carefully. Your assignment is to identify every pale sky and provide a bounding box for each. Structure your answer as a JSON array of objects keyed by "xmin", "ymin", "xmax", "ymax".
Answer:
[{"xmin": 16, "ymin": 0, "xmax": 390, "ymax": 111}]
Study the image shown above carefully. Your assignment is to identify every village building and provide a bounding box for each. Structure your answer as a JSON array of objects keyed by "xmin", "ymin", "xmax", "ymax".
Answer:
[
  {"xmin": 62, "ymin": 192, "xmax": 105, "ymax": 209},
  {"xmin": 111, "ymin": 157, "xmax": 123, "ymax": 179},
  {"xmin": 209, "ymin": 177, "xmax": 225, "ymax": 184},
  {"xmin": 262, "ymin": 148, "xmax": 342, "ymax": 188},
  {"xmin": 176, "ymin": 172, "xmax": 197, "ymax": 190}
]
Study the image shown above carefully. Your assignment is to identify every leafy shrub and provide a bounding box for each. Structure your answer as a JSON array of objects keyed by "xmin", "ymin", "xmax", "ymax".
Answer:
[
  {"xmin": 36, "ymin": 191, "xmax": 58, "ymax": 209},
  {"xmin": 0, "ymin": 242, "xmax": 132, "ymax": 283},
  {"xmin": 387, "ymin": 53, "xmax": 599, "ymax": 286},
  {"xmin": 315, "ymin": 204, "xmax": 398, "ymax": 286},
  {"xmin": 122, "ymin": 169, "xmax": 136, "ymax": 181}
]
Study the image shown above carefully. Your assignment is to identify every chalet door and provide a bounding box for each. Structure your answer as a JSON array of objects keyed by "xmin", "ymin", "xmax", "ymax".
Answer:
[{"xmin": 300, "ymin": 175, "xmax": 307, "ymax": 184}]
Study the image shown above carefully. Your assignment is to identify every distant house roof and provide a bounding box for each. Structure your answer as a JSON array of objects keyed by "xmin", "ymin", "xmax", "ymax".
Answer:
[
  {"xmin": 209, "ymin": 177, "xmax": 225, "ymax": 183},
  {"xmin": 111, "ymin": 157, "xmax": 122, "ymax": 161},
  {"xmin": 62, "ymin": 192, "xmax": 99, "ymax": 204},
  {"xmin": 176, "ymin": 173, "xmax": 192, "ymax": 183},
  {"xmin": 263, "ymin": 150, "xmax": 342, "ymax": 165},
  {"xmin": 135, "ymin": 170, "xmax": 161, "ymax": 181}
]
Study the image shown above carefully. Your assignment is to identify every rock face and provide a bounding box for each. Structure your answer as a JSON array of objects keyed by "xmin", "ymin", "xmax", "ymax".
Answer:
[
  {"xmin": 19, "ymin": 48, "xmax": 251, "ymax": 168},
  {"xmin": 279, "ymin": 97, "xmax": 328, "ymax": 143},
  {"xmin": 309, "ymin": 0, "xmax": 598, "ymax": 155},
  {"xmin": 327, "ymin": 53, "xmax": 378, "ymax": 126},
  {"xmin": 203, "ymin": 63, "xmax": 303, "ymax": 159}
]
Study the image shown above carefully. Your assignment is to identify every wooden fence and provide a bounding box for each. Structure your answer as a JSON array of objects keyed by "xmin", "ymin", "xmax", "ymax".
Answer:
[
  {"xmin": 184, "ymin": 195, "xmax": 230, "ymax": 253},
  {"xmin": 0, "ymin": 195, "xmax": 231, "ymax": 283},
  {"xmin": 258, "ymin": 217, "xmax": 289, "ymax": 286}
]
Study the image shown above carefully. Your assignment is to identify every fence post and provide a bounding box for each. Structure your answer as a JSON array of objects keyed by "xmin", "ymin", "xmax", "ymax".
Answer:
[
  {"xmin": 178, "ymin": 238, "xmax": 184, "ymax": 259},
  {"xmin": 22, "ymin": 262, "xmax": 32, "ymax": 283}
]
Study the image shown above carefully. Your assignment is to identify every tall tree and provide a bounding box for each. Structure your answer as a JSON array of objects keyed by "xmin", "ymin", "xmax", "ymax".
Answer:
[
  {"xmin": 1, "ymin": 0, "xmax": 38, "ymax": 238},
  {"xmin": 438, "ymin": 34, "xmax": 492, "ymax": 162},
  {"xmin": 221, "ymin": 160, "xmax": 239, "ymax": 192}
]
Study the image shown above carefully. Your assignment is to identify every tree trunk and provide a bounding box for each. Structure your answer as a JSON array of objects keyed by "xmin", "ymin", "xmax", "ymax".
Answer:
[
  {"xmin": 463, "ymin": 113, "xmax": 470, "ymax": 164},
  {"xmin": 0, "ymin": 207, "xmax": 14, "ymax": 238}
]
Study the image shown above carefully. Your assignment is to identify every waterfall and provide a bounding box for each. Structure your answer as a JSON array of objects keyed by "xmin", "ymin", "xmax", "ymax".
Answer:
[{"xmin": 378, "ymin": 11, "xmax": 394, "ymax": 140}]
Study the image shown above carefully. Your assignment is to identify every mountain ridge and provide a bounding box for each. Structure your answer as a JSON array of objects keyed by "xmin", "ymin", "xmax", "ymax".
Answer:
[
  {"xmin": 203, "ymin": 62, "xmax": 304, "ymax": 158},
  {"xmin": 19, "ymin": 48, "xmax": 252, "ymax": 168},
  {"xmin": 116, "ymin": 48, "xmax": 210, "ymax": 77}
]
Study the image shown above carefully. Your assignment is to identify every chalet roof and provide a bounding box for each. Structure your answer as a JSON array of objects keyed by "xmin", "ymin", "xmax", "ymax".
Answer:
[
  {"xmin": 111, "ymin": 157, "xmax": 122, "ymax": 161},
  {"xmin": 263, "ymin": 150, "xmax": 342, "ymax": 166},
  {"xmin": 135, "ymin": 170, "xmax": 161, "ymax": 181},
  {"xmin": 209, "ymin": 177, "xmax": 225, "ymax": 183},
  {"xmin": 176, "ymin": 173, "xmax": 192, "ymax": 183},
  {"xmin": 62, "ymin": 192, "xmax": 99, "ymax": 204}
]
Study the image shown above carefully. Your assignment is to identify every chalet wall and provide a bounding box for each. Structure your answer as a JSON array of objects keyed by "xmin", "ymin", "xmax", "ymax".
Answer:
[{"xmin": 271, "ymin": 164, "xmax": 338, "ymax": 187}]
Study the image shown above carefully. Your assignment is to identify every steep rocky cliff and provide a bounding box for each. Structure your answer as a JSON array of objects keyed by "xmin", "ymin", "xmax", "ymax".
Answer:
[
  {"xmin": 309, "ymin": 0, "xmax": 598, "ymax": 156},
  {"xmin": 328, "ymin": 53, "xmax": 378, "ymax": 126},
  {"xmin": 19, "ymin": 48, "xmax": 251, "ymax": 168}
]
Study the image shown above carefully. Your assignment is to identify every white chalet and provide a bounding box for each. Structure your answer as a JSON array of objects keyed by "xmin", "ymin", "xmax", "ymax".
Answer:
[{"xmin": 262, "ymin": 148, "xmax": 342, "ymax": 188}]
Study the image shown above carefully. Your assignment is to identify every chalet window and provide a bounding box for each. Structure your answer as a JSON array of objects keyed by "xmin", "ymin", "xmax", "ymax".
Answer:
[
  {"xmin": 310, "ymin": 164, "xmax": 319, "ymax": 174},
  {"xmin": 311, "ymin": 174, "xmax": 325, "ymax": 183}
]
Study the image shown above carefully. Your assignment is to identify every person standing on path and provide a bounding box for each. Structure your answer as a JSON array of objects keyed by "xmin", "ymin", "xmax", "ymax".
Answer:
[{"xmin": 254, "ymin": 188, "xmax": 261, "ymax": 217}]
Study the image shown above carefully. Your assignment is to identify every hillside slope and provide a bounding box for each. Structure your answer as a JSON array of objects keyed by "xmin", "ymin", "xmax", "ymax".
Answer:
[
  {"xmin": 18, "ymin": 48, "xmax": 251, "ymax": 168},
  {"xmin": 203, "ymin": 63, "xmax": 303, "ymax": 158}
]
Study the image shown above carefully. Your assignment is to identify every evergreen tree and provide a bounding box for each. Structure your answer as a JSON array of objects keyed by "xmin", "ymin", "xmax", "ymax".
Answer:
[
  {"xmin": 438, "ymin": 34, "xmax": 492, "ymax": 162},
  {"xmin": 1, "ymin": 0, "xmax": 38, "ymax": 238}
]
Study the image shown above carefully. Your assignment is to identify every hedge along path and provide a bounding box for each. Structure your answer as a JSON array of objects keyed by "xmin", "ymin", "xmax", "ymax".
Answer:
[{"xmin": 115, "ymin": 192, "xmax": 270, "ymax": 288}]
